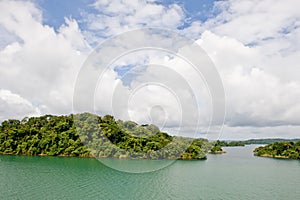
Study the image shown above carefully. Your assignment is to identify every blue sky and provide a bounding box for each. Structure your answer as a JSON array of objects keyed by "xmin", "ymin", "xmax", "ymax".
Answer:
[
  {"xmin": 37, "ymin": 0, "xmax": 218, "ymax": 31},
  {"xmin": 36, "ymin": 0, "xmax": 94, "ymax": 30},
  {"xmin": 1, "ymin": 0, "xmax": 300, "ymax": 139},
  {"xmin": 166, "ymin": 0, "xmax": 218, "ymax": 22}
]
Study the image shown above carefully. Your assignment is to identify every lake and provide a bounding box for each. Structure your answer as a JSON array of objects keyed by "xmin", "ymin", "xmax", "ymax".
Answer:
[{"xmin": 0, "ymin": 145, "xmax": 299, "ymax": 199}]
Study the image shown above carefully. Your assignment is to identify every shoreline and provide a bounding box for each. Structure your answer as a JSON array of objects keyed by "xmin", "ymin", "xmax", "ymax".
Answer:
[
  {"xmin": 0, "ymin": 152, "xmax": 93, "ymax": 159},
  {"xmin": 254, "ymin": 154, "xmax": 291, "ymax": 160},
  {"xmin": 0, "ymin": 152, "xmax": 207, "ymax": 161},
  {"xmin": 208, "ymin": 150, "xmax": 227, "ymax": 154}
]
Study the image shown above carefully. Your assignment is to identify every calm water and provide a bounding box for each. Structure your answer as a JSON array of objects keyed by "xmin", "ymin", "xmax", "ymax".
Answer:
[{"xmin": 0, "ymin": 145, "xmax": 299, "ymax": 200}]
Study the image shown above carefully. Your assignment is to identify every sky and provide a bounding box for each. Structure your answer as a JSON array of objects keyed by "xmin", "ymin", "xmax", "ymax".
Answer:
[{"xmin": 0, "ymin": 0, "xmax": 300, "ymax": 140}]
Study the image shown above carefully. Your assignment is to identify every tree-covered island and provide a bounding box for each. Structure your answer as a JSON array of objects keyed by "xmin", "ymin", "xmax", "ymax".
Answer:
[
  {"xmin": 208, "ymin": 145, "xmax": 227, "ymax": 154},
  {"xmin": 3, "ymin": 113, "xmax": 300, "ymax": 161},
  {"xmin": 254, "ymin": 141, "xmax": 300, "ymax": 160},
  {"xmin": 0, "ymin": 113, "xmax": 225, "ymax": 160}
]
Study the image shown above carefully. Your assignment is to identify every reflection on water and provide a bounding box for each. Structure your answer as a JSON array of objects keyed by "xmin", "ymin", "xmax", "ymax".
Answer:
[
  {"xmin": 0, "ymin": 145, "xmax": 299, "ymax": 200},
  {"xmin": 98, "ymin": 158, "xmax": 176, "ymax": 173}
]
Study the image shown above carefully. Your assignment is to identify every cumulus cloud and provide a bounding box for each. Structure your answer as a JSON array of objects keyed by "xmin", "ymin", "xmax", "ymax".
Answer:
[
  {"xmin": 78, "ymin": 31, "xmax": 215, "ymax": 138},
  {"xmin": 0, "ymin": 89, "xmax": 40, "ymax": 121},
  {"xmin": 84, "ymin": 0, "xmax": 185, "ymax": 39},
  {"xmin": 192, "ymin": 0, "xmax": 300, "ymax": 138},
  {"xmin": 204, "ymin": 0, "xmax": 300, "ymax": 45},
  {"xmin": 0, "ymin": 0, "xmax": 91, "ymax": 118},
  {"xmin": 0, "ymin": 0, "xmax": 299, "ymax": 139}
]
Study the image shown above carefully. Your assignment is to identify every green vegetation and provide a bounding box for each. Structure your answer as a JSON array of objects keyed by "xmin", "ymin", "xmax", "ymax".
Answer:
[
  {"xmin": 208, "ymin": 141, "xmax": 226, "ymax": 154},
  {"xmin": 254, "ymin": 142, "xmax": 300, "ymax": 159},
  {"xmin": 0, "ymin": 114, "xmax": 90, "ymax": 157},
  {"xmin": 215, "ymin": 139, "xmax": 300, "ymax": 147},
  {"xmin": 244, "ymin": 138, "xmax": 300, "ymax": 145},
  {"xmin": 209, "ymin": 145, "xmax": 226, "ymax": 154},
  {"xmin": 0, "ymin": 113, "xmax": 216, "ymax": 160},
  {"xmin": 214, "ymin": 140, "xmax": 245, "ymax": 147},
  {"xmin": 4, "ymin": 113, "xmax": 300, "ymax": 161}
]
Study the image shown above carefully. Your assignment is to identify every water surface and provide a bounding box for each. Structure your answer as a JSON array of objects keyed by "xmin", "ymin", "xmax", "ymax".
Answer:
[{"xmin": 0, "ymin": 145, "xmax": 299, "ymax": 199}]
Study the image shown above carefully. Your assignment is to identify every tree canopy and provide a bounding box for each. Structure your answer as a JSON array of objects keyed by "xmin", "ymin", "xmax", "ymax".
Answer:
[
  {"xmin": 0, "ymin": 113, "xmax": 215, "ymax": 160},
  {"xmin": 254, "ymin": 141, "xmax": 300, "ymax": 159}
]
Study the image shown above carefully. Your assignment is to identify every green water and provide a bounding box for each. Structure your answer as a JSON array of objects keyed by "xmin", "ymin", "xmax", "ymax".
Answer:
[{"xmin": 0, "ymin": 145, "xmax": 299, "ymax": 200}]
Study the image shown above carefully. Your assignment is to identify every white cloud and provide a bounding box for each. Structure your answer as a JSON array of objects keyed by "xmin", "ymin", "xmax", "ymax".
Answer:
[
  {"xmin": 190, "ymin": 0, "xmax": 300, "ymax": 139},
  {"xmin": 0, "ymin": 0, "xmax": 300, "ymax": 139},
  {"xmin": 0, "ymin": 89, "xmax": 40, "ymax": 121},
  {"xmin": 85, "ymin": 0, "xmax": 185, "ymax": 38},
  {"xmin": 220, "ymin": 125, "xmax": 300, "ymax": 140},
  {"xmin": 205, "ymin": 0, "xmax": 300, "ymax": 45},
  {"xmin": 0, "ymin": 0, "xmax": 91, "ymax": 118},
  {"xmin": 87, "ymin": 43, "xmax": 216, "ymax": 138},
  {"xmin": 198, "ymin": 30, "xmax": 300, "ymax": 128}
]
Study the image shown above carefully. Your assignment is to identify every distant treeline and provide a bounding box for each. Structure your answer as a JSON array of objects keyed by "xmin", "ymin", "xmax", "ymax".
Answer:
[
  {"xmin": 217, "ymin": 138, "xmax": 300, "ymax": 146},
  {"xmin": 214, "ymin": 140, "xmax": 245, "ymax": 147},
  {"xmin": 243, "ymin": 138, "xmax": 300, "ymax": 144},
  {"xmin": 0, "ymin": 113, "xmax": 224, "ymax": 160}
]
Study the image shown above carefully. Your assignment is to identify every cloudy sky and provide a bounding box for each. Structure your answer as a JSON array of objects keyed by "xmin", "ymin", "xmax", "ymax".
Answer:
[{"xmin": 0, "ymin": 0, "xmax": 300, "ymax": 140}]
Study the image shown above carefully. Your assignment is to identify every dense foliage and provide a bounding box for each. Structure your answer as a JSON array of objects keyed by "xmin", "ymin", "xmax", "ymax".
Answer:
[
  {"xmin": 0, "ymin": 113, "xmax": 212, "ymax": 160},
  {"xmin": 254, "ymin": 142, "xmax": 300, "ymax": 159},
  {"xmin": 209, "ymin": 145, "xmax": 224, "ymax": 154},
  {"xmin": 0, "ymin": 114, "xmax": 90, "ymax": 157}
]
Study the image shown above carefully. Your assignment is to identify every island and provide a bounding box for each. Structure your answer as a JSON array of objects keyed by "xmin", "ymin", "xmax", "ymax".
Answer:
[
  {"xmin": 0, "ymin": 113, "xmax": 222, "ymax": 160},
  {"xmin": 3, "ymin": 113, "xmax": 300, "ymax": 161},
  {"xmin": 208, "ymin": 145, "xmax": 226, "ymax": 154},
  {"xmin": 253, "ymin": 141, "xmax": 300, "ymax": 160}
]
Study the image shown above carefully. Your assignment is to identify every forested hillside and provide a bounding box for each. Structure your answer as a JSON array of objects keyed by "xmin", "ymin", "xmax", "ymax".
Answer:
[{"xmin": 0, "ymin": 113, "xmax": 216, "ymax": 160}]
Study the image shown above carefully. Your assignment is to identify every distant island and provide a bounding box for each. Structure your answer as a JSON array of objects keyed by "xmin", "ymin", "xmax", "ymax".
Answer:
[
  {"xmin": 254, "ymin": 142, "xmax": 300, "ymax": 160},
  {"xmin": 241, "ymin": 138, "xmax": 300, "ymax": 145},
  {"xmin": 0, "ymin": 113, "xmax": 228, "ymax": 160},
  {"xmin": 208, "ymin": 145, "xmax": 227, "ymax": 154},
  {"xmin": 217, "ymin": 138, "xmax": 300, "ymax": 146}
]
